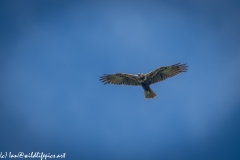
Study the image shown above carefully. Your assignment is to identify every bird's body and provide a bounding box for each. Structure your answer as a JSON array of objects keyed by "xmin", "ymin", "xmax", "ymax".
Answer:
[
  {"xmin": 137, "ymin": 73, "xmax": 156, "ymax": 98},
  {"xmin": 100, "ymin": 63, "xmax": 188, "ymax": 99}
]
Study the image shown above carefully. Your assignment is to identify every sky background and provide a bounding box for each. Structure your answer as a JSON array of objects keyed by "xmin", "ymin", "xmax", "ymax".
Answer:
[{"xmin": 0, "ymin": 0, "xmax": 240, "ymax": 159}]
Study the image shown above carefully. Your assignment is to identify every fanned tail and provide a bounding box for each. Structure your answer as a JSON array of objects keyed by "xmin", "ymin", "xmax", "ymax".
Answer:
[{"xmin": 144, "ymin": 87, "xmax": 157, "ymax": 99}]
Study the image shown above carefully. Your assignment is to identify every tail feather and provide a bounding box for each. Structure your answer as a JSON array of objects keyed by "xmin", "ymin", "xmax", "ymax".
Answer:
[{"xmin": 144, "ymin": 88, "xmax": 157, "ymax": 99}]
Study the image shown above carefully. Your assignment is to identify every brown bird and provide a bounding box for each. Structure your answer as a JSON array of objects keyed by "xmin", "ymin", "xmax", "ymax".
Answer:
[{"xmin": 100, "ymin": 63, "xmax": 188, "ymax": 99}]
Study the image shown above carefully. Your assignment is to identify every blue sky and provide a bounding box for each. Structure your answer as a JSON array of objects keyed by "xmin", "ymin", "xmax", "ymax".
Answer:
[{"xmin": 0, "ymin": 0, "xmax": 240, "ymax": 159}]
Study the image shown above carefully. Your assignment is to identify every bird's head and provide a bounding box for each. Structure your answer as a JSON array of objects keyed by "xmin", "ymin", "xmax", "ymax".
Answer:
[
  {"xmin": 138, "ymin": 73, "xmax": 145, "ymax": 80},
  {"xmin": 138, "ymin": 73, "xmax": 144, "ymax": 77}
]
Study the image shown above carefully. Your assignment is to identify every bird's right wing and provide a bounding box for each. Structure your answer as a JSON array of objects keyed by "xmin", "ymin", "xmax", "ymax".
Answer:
[
  {"xmin": 100, "ymin": 73, "xmax": 141, "ymax": 86},
  {"xmin": 146, "ymin": 63, "xmax": 188, "ymax": 84}
]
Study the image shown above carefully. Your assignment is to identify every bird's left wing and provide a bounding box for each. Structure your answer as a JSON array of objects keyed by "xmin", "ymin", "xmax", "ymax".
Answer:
[
  {"xmin": 146, "ymin": 63, "xmax": 188, "ymax": 84},
  {"xmin": 100, "ymin": 73, "xmax": 141, "ymax": 86}
]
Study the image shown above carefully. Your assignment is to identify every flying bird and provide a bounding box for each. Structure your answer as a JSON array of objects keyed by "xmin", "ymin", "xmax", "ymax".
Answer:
[{"xmin": 100, "ymin": 63, "xmax": 188, "ymax": 99}]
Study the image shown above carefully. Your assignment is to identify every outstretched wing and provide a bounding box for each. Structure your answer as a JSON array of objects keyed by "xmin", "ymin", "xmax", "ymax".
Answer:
[
  {"xmin": 146, "ymin": 63, "xmax": 188, "ymax": 84},
  {"xmin": 100, "ymin": 73, "xmax": 141, "ymax": 86}
]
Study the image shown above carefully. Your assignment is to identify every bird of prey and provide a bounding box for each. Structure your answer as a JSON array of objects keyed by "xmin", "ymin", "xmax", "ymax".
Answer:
[{"xmin": 100, "ymin": 63, "xmax": 188, "ymax": 99}]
